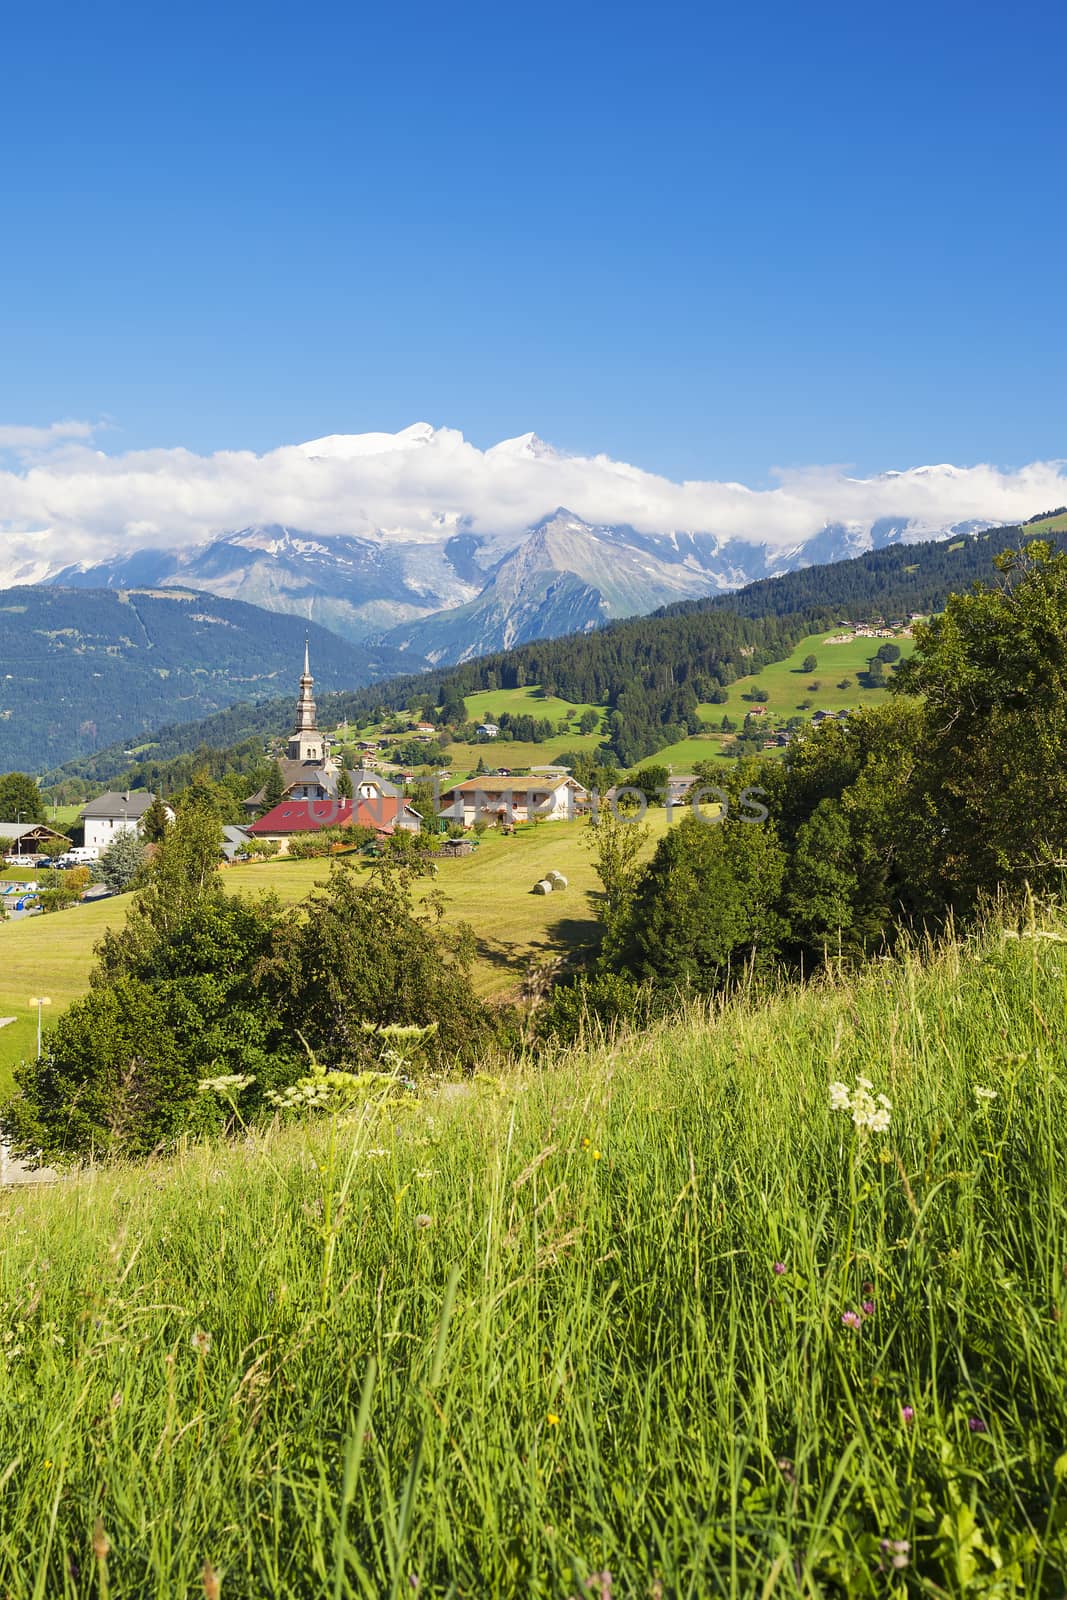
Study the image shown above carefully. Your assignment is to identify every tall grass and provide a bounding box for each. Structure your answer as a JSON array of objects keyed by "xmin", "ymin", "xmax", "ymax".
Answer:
[{"xmin": 1, "ymin": 918, "xmax": 1066, "ymax": 1595}]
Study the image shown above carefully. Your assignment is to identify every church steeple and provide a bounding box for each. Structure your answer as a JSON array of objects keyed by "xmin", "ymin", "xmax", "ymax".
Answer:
[{"xmin": 288, "ymin": 637, "xmax": 324, "ymax": 762}]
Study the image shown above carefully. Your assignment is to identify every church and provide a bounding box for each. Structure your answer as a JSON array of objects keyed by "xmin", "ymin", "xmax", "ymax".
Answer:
[{"xmin": 243, "ymin": 642, "xmax": 401, "ymax": 815}]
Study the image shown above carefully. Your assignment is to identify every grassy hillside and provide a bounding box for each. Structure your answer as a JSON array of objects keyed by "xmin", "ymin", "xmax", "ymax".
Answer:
[
  {"xmin": 0, "ymin": 819, "xmax": 669, "ymax": 1087},
  {"xmin": 1, "ymin": 913, "xmax": 1065, "ymax": 1594}
]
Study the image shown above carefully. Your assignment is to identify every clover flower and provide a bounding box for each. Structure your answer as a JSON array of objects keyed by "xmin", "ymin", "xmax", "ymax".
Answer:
[
  {"xmin": 900, "ymin": 1404, "xmax": 915, "ymax": 1424},
  {"xmin": 772, "ymin": 1261, "xmax": 787, "ymax": 1276},
  {"xmin": 880, "ymin": 1539, "xmax": 910, "ymax": 1571},
  {"xmin": 841, "ymin": 1310, "xmax": 863, "ymax": 1331},
  {"xmin": 968, "ymin": 1416, "xmax": 987, "ymax": 1433}
]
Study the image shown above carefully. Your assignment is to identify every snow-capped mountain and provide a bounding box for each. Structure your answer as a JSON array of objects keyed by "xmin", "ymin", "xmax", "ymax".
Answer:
[{"xmin": 23, "ymin": 421, "xmax": 1049, "ymax": 662}]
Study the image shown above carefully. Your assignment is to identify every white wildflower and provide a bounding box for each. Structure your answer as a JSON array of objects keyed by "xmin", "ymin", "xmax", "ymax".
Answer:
[
  {"xmin": 974, "ymin": 1086, "xmax": 997, "ymax": 1102},
  {"xmin": 198, "ymin": 1073, "xmax": 255, "ymax": 1095},
  {"xmin": 829, "ymin": 1081, "xmax": 852, "ymax": 1111}
]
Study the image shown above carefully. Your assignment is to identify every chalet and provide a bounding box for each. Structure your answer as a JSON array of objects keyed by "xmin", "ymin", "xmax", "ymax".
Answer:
[
  {"xmin": 415, "ymin": 722, "xmax": 437, "ymax": 735},
  {"xmin": 0, "ymin": 821, "xmax": 70, "ymax": 862},
  {"xmin": 80, "ymin": 791, "xmax": 169, "ymax": 859},
  {"xmin": 440, "ymin": 775, "xmax": 589, "ymax": 829},
  {"xmin": 247, "ymin": 796, "xmax": 422, "ymax": 851},
  {"xmin": 477, "ymin": 722, "xmax": 500, "ymax": 738}
]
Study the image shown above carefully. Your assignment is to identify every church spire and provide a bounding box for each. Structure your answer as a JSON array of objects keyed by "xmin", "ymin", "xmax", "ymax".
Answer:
[{"xmin": 288, "ymin": 636, "xmax": 322, "ymax": 760}]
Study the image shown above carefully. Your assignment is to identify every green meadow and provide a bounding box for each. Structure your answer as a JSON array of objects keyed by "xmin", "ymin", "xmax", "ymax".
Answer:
[
  {"xmin": 0, "ymin": 912, "xmax": 1064, "ymax": 1595},
  {"xmin": 0, "ymin": 819, "xmax": 671, "ymax": 1090}
]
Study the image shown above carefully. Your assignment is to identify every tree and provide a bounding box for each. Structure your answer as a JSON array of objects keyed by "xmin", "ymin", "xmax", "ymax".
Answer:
[
  {"xmin": 578, "ymin": 709, "xmax": 600, "ymax": 736},
  {"xmin": 748, "ymin": 687, "xmax": 770, "ymax": 703},
  {"xmin": 260, "ymin": 760, "xmax": 286, "ymax": 816},
  {"xmin": 336, "ymin": 767, "xmax": 354, "ymax": 800},
  {"xmin": 0, "ymin": 773, "xmax": 45, "ymax": 825},
  {"xmin": 140, "ymin": 796, "xmax": 171, "ymax": 843},
  {"xmin": 584, "ymin": 809, "xmax": 649, "ymax": 958},
  {"xmin": 837, "ymin": 678, "xmax": 853, "ymax": 691},
  {"xmin": 801, "ymin": 654, "xmax": 818, "ymax": 674},
  {"xmin": 630, "ymin": 764, "xmax": 670, "ymax": 805},
  {"xmin": 862, "ymin": 658, "xmax": 886, "ymax": 687},
  {"xmin": 266, "ymin": 865, "xmax": 499, "ymax": 1072},
  {"xmin": 876, "ymin": 642, "xmax": 901, "ymax": 663},
  {"xmin": 95, "ymin": 828, "xmax": 147, "ymax": 894},
  {"xmin": 892, "ymin": 541, "xmax": 1067, "ymax": 910},
  {"xmin": 615, "ymin": 813, "xmax": 786, "ymax": 993}
]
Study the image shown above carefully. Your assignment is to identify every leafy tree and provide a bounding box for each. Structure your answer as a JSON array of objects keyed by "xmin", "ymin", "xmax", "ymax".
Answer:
[
  {"xmin": 748, "ymin": 687, "xmax": 770, "ymax": 703},
  {"xmin": 336, "ymin": 767, "xmax": 354, "ymax": 800},
  {"xmin": 630, "ymin": 764, "xmax": 670, "ymax": 804},
  {"xmin": 584, "ymin": 809, "xmax": 650, "ymax": 959},
  {"xmin": 837, "ymin": 678, "xmax": 853, "ymax": 691},
  {"xmin": 862, "ymin": 658, "xmax": 886, "ymax": 687},
  {"xmin": 578, "ymin": 709, "xmax": 600, "ymax": 735},
  {"xmin": 801, "ymin": 654, "xmax": 818, "ymax": 673},
  {"xmin": 615, "ymin": 813, "xmax": 786, "ymax": 993},
  {"xmin": 708, "ymin": 687, "xmax": 729, "ymax": 705},
  {"xmin": 876, "ymin": 642, "xmax": 902, "ymax": 663},
  {"xmin": 0, "ymin": 773, "xmax": 45, "ymax": 825},
  {"xmin": 893, "ymin": 541, "xmax": 1067, "ymax": 909},
  {"xmin": 265, "ymin": 865, "xmax": 499, "ymax": 1072},
  {"xmin": 95, "ymin": 828, "xmax": 147, "ymax": 894}
]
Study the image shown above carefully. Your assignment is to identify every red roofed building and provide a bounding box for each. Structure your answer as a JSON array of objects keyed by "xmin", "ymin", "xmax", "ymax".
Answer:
[{"xmin": 247, "ymin": 795, "xmax": 422, "ymax": 849}]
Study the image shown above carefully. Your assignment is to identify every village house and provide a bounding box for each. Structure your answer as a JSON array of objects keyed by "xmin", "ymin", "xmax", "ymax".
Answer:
[
  {"xmin": 80, "ymin": 791, "xmax": 170, "ymax": 859},
  {"xmin": 440, "ymin": 774, "xmax": 589, "ymax": 828},
  {"xmin": 476, "ymin": 722, "xmax": 500, "ymax": 738},
  {"xmin": 247, "ymin": 795, "xmax": 422, "ymax": 851}
]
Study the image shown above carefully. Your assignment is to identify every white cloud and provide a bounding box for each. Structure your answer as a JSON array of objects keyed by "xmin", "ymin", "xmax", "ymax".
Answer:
[
  {"xmin": 0, "ymin": 420, "xmax": 1064, "ymax": 585},
  {"xmin": 0, "ymin": 418, "xmax": 99, "ymax": 451}
]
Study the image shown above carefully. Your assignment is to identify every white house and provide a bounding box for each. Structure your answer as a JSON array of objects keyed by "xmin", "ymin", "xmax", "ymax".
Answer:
[
  {"xmin": 440, "ymin": 775, "xmax": 589, "ymax": 828},
  {"xmin": 477, "ymin": 723, "xmax": 500, "ymax": 738},
  {"xmin": 79, "ymin": 791, "xmax": 168, "ymax": 858}
]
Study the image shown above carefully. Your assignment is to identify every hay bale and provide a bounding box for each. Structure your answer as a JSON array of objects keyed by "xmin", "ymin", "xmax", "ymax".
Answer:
[
  {"xmin": 546, "ymin": 870, "xmax": 568, "ymax": 889},
  {"xmin": 532, "ymin": 878, "xmax": 554, "ymax": 895}
]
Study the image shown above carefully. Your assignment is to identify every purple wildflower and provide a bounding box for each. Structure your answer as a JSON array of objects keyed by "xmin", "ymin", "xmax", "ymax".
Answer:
[
  {"xmin": 841, "ymin": 1310, "xmax": 862, "ymax": 1331},
  {"xmin": 900, "ymin": 1404, "xmax": 915, "ymax": 1424},
  {"xmin": 861, "ymin": 1299, "xmax": 875, "ymax": 1316},
  {"xmin": 772, "ymin": 1262, "xmax": 787, "ymax": 1276},
  {"xmin": 968, "ymin": 1416, "xmax": 987, "ymax": 1434}
]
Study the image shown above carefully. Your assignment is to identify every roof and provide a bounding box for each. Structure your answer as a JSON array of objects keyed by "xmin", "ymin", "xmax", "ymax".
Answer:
[
  {"xmin": 348, "ymin": 768, "xmax": 402, "ymax": 797},
  {"xmin": 442, "ymin": 775, "xmax": 587, "ymax": 798},
  {"xmin": 0, "ymin": 822, "xmax": 68, "ymax": 841},
  {"xmin": 244, "ymin": 758, "xmax": 335, "ymax": 809},
  {"xmin": 80, "ymin": 790, "xmax": 156, "ymax": 820},
  {"xmin": 247, "ymin": 796, "xmax": 420, "ymax": 836}
]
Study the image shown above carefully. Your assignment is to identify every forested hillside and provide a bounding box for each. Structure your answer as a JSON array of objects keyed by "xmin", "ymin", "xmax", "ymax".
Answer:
[{"xmin": 0, "ymin": 587, "xmax": 419, "ymax": 773}]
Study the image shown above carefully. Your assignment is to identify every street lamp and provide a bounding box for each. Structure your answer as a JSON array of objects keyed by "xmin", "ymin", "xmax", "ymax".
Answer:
[{"xmin": 28, "ymin": 996, "xmax": 51, "ymax": 1060}]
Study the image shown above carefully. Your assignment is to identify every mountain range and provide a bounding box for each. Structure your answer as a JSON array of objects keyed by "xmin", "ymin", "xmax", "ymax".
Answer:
[
  {"xmin": 0, "ymin": 587, "xmax": 419, "ymax": 773},
  {"xmin": 44, "ymin": 446, "xmax": 1005, "ymax": 666}
]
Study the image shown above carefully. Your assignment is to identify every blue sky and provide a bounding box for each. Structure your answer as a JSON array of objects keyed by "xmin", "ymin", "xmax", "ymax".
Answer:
[{"xmin": 2, "ymin": 0, "xmax": 1064, "ymax": 484}]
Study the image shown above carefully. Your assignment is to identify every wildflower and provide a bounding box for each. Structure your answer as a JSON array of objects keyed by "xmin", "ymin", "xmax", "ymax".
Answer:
[
  {"xmin": 879, "ymin": 1539, "xmax": 910, "ymax": 1571},
  {"xmin": 581, "ymin": 1137, "xmax": 591, "ymax": 1149},
  {"xmin": 414, "ymin": 1213, "xmax": 433, "ymax": 1230},
  {"xmin": 901, "ymin": 1404, "xmax": 915, "ymax": 1424},
  {"xmin": 198, "ymin": 1073, "xmax": 255, "ymax": 1095},
  {"xmin": 830, "ymin": 1076, "xmax": 891, "ymax": 1132},
  {"xmin": 968, "ymin": 1416, "xmax": 987, "ymax": 1433},
  {"xmin": 772, "ymin": 1261, "xmax": 787, "ymax": 1276},
  {"xmin": 974, "ymin": 1086, "xmax": 997, "ymax": 1102},
  {"xmin": 44, "ymin": 1459, "xmax": 53, "ymax": 1469},
  {"xmin": 841, "ymin": 1310, "xmax": 862, "ymax": 1331},
  {"xmin": 861, "ymin": 1299, "xmax": 875, "ymax": 1316},
  {"xmin": 592, "ymin": 1149, "xmax": 602, "ymax": 1161},
  {"xmin": 190, "ymin": 1329, "xmax": 212, "ymax": 1356},
  {"xmin": 547, "ymin": 1412, "xmax": 559, "ymax": 1427},
  {"xmin": 829, "ymin": 1081, "xmax": 851, "ymax": 1111}
]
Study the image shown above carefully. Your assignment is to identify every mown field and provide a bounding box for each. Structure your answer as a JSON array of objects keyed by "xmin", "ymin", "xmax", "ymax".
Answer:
[
  {"xmin": 0, "ymin": 913, "xmax": 1065, "ymax": 1595},
  {"xmin": 0, "ymin": 818, "xmax": 670, "ymax": 1089}
]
